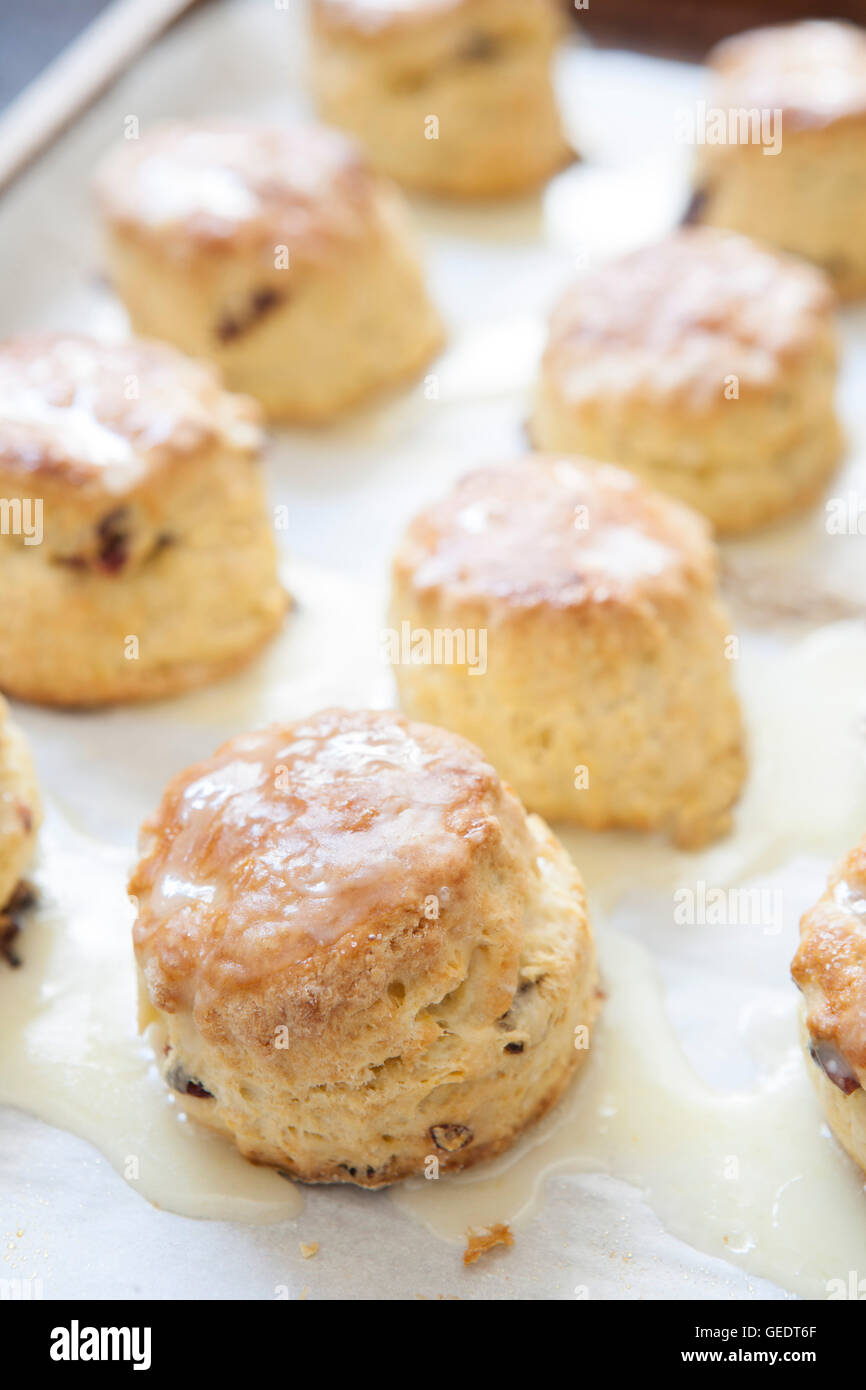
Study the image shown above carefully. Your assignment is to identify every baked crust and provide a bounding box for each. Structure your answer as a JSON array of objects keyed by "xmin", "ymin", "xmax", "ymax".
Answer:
[
  {"xmin": 310, "ymin": 0, "xmax": 572, "ymax": 197},
  {"xmin": 131, "ymin": 707, "xmax": 598, "ymax": 1185},
  {"xmin": 393, "ymin": 453, "xmax": 715, "ymax": 613},
  {"xmin": 793, "ymin": 838, "xmax": 866, "ymax": 1174},
  {"xmin": 0, "ymin": 334, "xmax": 287, "ymax": 705},
  {"xmin": 133, "ymin": 708, "xmax": 519, "ymax": 1013},
  {"xmin": 0, "ymin": 332, "xmax": 262, "ymax": 493},
  {"xmin": 94, "ymin": 121, "xmax": 378, "ymax": 262},
  {"xmin": 539, "ymin": 228, "xmax": 834, "ymax": 414},
  {"xmin": 793, "ymin": 841, "xmax": 866, "ymax": 1079},
  {"xmin": 692, "ymin": 23, "xmax": 866, "ymax": 299},
  {"xmin": 95, "ymin": 122, "xmax": 444, "ymax": 420},
  {"xmin": 0, "ymin": 700, "xmax": 40, "ymax": 915},
  {"xmin": 389, "ymin": 455, "xmax": 746, "ymax": 846},
  {"xmin": 531, "ymin": 229, "xmax": 841, "ymax": 532}
]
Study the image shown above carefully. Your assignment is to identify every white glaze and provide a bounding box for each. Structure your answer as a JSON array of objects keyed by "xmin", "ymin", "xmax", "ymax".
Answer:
[
  {"xmin": 131, "ymin": 154, "xmax": 260, "ymax": 227},
  {"xmin": 0, "ymin": 817, "xmax": 300, "ymax": 1223},
  {"xmin": 3, "ymin": 596, "xmax": 866, "ymax": 1290},
  {"xmin": 394, "ymin": 928, "xmax": 866, "ymax": 1300}
]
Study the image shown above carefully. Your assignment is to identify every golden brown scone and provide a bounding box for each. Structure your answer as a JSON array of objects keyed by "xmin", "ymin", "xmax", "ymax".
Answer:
[
  {"xmin": 130, "ymin": 707, "xmax": 598, "ymax": 1187},
  {"xmin": 690, "ymin": 21, "xmax": 866, "ymax": 299},
  {"xmin": 0, "ymin": 334, "xmax": 287, "ymax": 707},
  {"xmin": 310, "ymin": 0, "xmax": 573, "ymax": 197},
  {"xmin": 531, "ymin": 228, "xmax": 842, "ymax": 534},
  {"xmin": 389, "ymin": 455, "xmax": 746, "ymax": 848},
  {"xmin": 94, "ymin": 121, "xmax": 443, "ymax": 421},
  {"xmin": 0, "ymin": 698, "xmax": 40, "ymax": 922},
  {"xmin": 793, "ymin": 836, "xmax": 866, "ymax": 1174}
]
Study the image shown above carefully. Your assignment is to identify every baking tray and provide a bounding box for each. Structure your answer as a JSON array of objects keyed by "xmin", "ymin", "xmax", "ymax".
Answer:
[{"xmin": 2, "ymin": 0, "xmax": 866, "ymax": 1301}]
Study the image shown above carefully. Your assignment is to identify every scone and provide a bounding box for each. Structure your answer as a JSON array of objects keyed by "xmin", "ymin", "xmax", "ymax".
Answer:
[
  {"xmin": 130, "ymin": 707, "xmax": 598, "ymax": 1187},
  {"xmin": 0, "ymin": 334, "xmax": 287, "ymax": 706},
  {"xmin": 0, "ymin": 699, "xmax": 40, "ymax": 941},
  {"xmin": 94, "ymin": 121, "xmax": 443, "ymax": 421},
  {"xmin": 310, "ymin": 0, "xmax": 573, "ymax": 197},
  {"xmin": 690, "ymin": 21, "xmax": 866, "ymax": 299},
  {"xmin": 792, "ymin": 836, "xmax": 866, "ymax": 1174},
  {"xmin": 531, "ymin": 228, "xmax": 841, "ymax": 534},
  {"xmin": 389, "ymin": 455, "xmax": 746, "ymax": 848}
]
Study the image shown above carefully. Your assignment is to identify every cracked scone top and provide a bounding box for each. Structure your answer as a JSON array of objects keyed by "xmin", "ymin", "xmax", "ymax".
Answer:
[
  {"xmin": 0, "ymin": 333, "xmax": 286, "ymax": 706},
  {"xmin": 793, "ymin": 836, "xmax": 866, "ymax": 1173},
  {"xmin": 130, "ymin": 707, "xmax": 598, "ymax": 1186},
  {"xmin": 94, "ymin": 121, "xmax": 443, "ymax": 421},
  {"xmin": 532, "ymin": 228, "xmax": 841, "ymax": 532},
  {"xmin": 390, "ymin": 456, "xmax": 746, "ymax": 847}
]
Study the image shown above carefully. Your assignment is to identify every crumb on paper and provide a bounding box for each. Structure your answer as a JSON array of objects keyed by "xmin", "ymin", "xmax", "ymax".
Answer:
[
  {"xmin": 463, "ymin": 1223, "xmax": 514, "ymax": 1266},
  {"xmin": 300, "ymin": 1241, "xmax": 319, "ymax": 1259}
]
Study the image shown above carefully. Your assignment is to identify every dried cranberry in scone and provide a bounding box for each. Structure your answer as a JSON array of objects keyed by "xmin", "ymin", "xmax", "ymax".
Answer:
[
  {"xmin": 0, "ymin": 333, "xmax": 287, "ymax": 706},
  {"xmin": 0, "ymin": 698, "xmax": 40, "ymax": 958},
  {"xmin": 793, "ymin": 843, "xmax": 866, "ymax": 1169},
  {"xmin": 130, "ymin": 707, "xmax": 599, "ymax": 1188},
  {"xmin": 93, "ymin": 120, "xmax": 443, "ymax": 422}
]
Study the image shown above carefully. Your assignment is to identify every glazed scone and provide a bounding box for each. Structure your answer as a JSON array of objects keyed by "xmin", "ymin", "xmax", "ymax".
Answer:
[
  {"xmin": 130, "ymin": 707, "xmax": 598, "ymax": 1187},
  {"xmin": 94, "ymin": 121, "xmax": 443, "ymax": 421},
  {"xmin": 691, "ymin": 21, "xmax": 866, "ymax": 299},
  {"xmin": 0, "ymin": 699, "xmax": 40, "ymax": 923},
  {"xmin": 310, "ymin": 0, "xmax": 572, "ymax": 197},
  {"xmin": 531, "ymin": 228, "xmax": 842, "ymax": 534},
  {"xmin": 792, "ymin": 836, "xmax": 866, "ymax": 1174},
  {"xmin": 389, "ymin": 456, "xmax": 746, "ymax": 848},
  {"xmin": 0, "ymin": 334, "xmax": 287, "ymax": 706}
]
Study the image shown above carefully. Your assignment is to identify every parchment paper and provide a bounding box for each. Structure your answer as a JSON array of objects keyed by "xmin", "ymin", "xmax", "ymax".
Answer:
[{"xmin": 1, "ymin": 0, "xmax": 864, "ymax": 1300}]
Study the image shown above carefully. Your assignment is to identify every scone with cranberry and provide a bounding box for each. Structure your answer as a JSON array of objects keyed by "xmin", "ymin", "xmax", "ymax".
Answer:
[
  {"xmin": 131, "ymin": 708, "xmax": 598, "ymax": 1185},
  {"xmin": 94, "ymin": 121, "xmax": 443, "ymax": 420},
  {"xmin": 0, "ymin": 334, "xmax": 287, "ymax": 705},
  {"xmin": 0, "ymin": 699, "xmax": 39, "ymax": 946},
  {"xmin": 793, "ymin": 835, "xmax": 866, "ymax": 1174}
]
